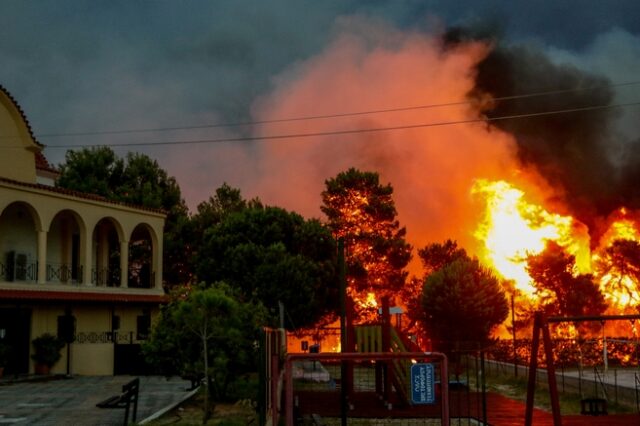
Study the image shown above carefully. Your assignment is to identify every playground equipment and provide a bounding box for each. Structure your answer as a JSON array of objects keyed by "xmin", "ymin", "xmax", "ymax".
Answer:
[{"xmin": 525, "ymin": 311, "xmax": 640, "ymax": 426}]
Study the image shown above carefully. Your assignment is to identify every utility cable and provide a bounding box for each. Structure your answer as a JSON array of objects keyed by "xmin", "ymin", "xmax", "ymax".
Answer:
[
  {"xmin": 39, "ymin": 100, "xmax": 640, "ymax": 149},
  {"xmin": 32, "ymin": 80, "xmax": 640, "ymax": 139}
]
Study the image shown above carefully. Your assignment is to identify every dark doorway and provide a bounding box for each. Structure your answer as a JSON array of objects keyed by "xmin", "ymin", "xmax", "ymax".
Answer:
[
  {"xmin": 114, "ymin": 344, "xmax": 152, "ymax": 375},
  {"xmin": 0, "ymin": 308, "xmax": 31, "ymax": 375}
]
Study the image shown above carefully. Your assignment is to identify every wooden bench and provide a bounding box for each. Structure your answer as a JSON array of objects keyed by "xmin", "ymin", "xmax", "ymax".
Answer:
[{"xmin": 96, "ymin": 377, "xmax": 139, "ymax": 425}]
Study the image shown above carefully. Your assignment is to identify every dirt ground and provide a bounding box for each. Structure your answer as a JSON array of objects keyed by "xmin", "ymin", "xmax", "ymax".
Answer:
[{"xmin": 147, "ymin": 392, "xmax": 257, "ymax": 425}]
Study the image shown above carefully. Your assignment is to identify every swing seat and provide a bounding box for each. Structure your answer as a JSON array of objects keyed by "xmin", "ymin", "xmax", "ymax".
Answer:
[{"xmin": 580, "ymin": 398, "xmax": 608, "ymax": 416}]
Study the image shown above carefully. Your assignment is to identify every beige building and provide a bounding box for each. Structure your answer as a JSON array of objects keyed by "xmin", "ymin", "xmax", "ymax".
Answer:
[{"xmin": 0, "ymin": 85, "xmax": 166, "ymax": 376}]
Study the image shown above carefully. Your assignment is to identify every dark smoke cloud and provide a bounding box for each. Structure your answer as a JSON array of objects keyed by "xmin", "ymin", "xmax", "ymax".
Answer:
[{"xmin": 445, "ymin": 27, "xmax": 640, "ymax": 231}]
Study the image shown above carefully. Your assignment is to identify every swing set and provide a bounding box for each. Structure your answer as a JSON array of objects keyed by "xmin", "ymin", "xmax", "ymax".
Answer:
[{"xmin": 525, "ymin": 311, "xmax": 640, "ymax": 426}]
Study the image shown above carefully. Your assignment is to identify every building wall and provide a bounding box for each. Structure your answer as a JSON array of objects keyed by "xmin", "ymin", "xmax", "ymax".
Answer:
[
  {"xmin": 0, "ymin": 90, "xmax": 38, "ymax": 183},
  {"xmin": 28, "ymin": 304, "xmax": 159, "ymax": 376},
  {"xmin": 1, "ymin": 86, "xmax": 167, "ymax": 377}
]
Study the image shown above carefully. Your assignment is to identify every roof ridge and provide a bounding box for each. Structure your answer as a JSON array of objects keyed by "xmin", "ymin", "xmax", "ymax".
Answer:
[
  {"xmin": 0, "ymin": 84, "xmax": 43, "ymax": 148},
  {"xmin": 0, "ymin": 176, "xmax": 167, "ymax": 216}
]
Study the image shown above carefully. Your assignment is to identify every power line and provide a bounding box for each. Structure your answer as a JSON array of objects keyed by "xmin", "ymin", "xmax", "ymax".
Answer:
[
  {"xmin": 33, "ymin": 80, "xmax": 640, "ymax": 139},
  {"xmin": 43, "ymin": 100, "xmax": 640, "ymax": 149}
]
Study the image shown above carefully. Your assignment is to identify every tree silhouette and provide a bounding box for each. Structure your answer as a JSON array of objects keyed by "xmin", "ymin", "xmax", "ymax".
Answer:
[
  {"xmin": 421, "ymin": 258, "xmax": 508, "ymax": 350},
  {"xmin": 321, "ymin": 168, "xmax": 411, "ymax": 315},
  {"xmin": 527, "ymin": 241, "xmax": 606, "ymax": 317},
  {"xmin": 401, "ymin": 240, "xmax": 468, "ymax": 337},
  {"xmin": 595, "ymin": 239, "xmax": 640, "ymax": 307}
]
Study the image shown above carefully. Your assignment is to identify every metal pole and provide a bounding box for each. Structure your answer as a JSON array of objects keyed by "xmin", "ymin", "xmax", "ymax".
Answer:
[
  {"xmin": 541, "ymin": 317, "xmax": 562, "ymax": 426},
  {"xmin": 525, "ymin": 312, "xmax": 542, "ymax": 426},
  {"xmin": 481, "ymin": 350, "xmax": 487, "ymax": 425},
  {"xmin": 338, "ymin": 239, "xmax": 348, "ymax": 426},
  {"xmin": 602, "ymin": 321, "xmax": 608, "ymax": 373},
  {"xmin": 512, "ymin": 293, "xmax": 518, "ymax": 377},
  {"xmin": 66, "ymin": 343, "xmax": 70, "ymax": 376}
]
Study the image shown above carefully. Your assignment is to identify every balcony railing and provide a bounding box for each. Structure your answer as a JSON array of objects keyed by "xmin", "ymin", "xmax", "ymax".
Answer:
[
  {"xmin": 0, "ymin": 260, "xmax": 37, "ymax": 282},
  {"xmin": 46, "ymin": 263, "xmax": 83, "ymax": 284},
  {"xmin": 128, "ymin": 264, "xmax": 153, "ymax": 289},
  {"xmin": 92, "ymin": 267, "xmax": 122, "ymax": 287},
  {"xmin": 1, "ymin": 261, "xmax": 154, "ymax": 289}
]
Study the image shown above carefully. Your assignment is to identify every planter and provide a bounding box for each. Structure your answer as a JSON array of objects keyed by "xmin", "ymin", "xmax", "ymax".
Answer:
[
  {"xmin": 34, "ymin": 363, "xmax": 50, "ymax": 375},
  {"xmin": 31, "ymin": 333, "xmax": 64, "ymax": 375}
]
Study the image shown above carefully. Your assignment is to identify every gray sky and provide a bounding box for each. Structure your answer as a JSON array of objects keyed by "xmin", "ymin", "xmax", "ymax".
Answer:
[{"xmin": 2, "ymin": 0, "xmax": 639, "ymax": 244}]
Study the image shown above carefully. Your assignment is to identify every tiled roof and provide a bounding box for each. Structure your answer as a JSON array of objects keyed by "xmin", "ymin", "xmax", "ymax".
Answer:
[
  {"xmin": 0, "ymin": 288, "xmax": 167, "ymax": 304},
  {"xmin": 35, "ymin": 151, "xmax": 58, "ymax": 174},
  {"xmin": 0, "ymin": 176, "xmax": 166, "ymax": 215}
]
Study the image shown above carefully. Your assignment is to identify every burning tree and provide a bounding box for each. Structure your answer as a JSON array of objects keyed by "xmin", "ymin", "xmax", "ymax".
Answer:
[
  {"xmin": 526, "ymin": 241, "xmax": 607, "ymax": 318},
  {"xmin": 595, "ymin": 239, "xmax": 640, "ymax": 309},
  {"xmin": 321, "ymin": 168, "xmax": 412, "ymax": 317}
]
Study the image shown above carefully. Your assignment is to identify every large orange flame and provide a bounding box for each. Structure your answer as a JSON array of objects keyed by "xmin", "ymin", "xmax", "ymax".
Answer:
[
  {"xmin": 593, "ymin": 208, "xmax": 640, "ymax": 311},
  {"xmin": 472, "ymin": 179, "xmax": 590, "ymax": 297}
]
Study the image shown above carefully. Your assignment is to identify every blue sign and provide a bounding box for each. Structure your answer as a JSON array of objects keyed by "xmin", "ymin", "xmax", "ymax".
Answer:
[{"xmin": 410, "ymin": 363, "xmax": 435, "ymax": 404}]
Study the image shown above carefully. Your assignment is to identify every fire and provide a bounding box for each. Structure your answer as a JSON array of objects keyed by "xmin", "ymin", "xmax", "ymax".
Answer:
[
  {"xmin": 472, "ymin": 179, "xmax": 590, "ymax": 296},
  {"xmin": 472, "ymin": 180, "xmax": 640, "ymax": 317},
  {"xmin": 593, "ymin": 208, "xmax": 640, "ymax": 310}
]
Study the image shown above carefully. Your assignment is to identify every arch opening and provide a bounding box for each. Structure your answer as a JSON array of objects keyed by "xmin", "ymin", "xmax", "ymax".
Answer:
[{"xmin": 0, "ymin": 202, "xmax": 39, "ymax": 282}]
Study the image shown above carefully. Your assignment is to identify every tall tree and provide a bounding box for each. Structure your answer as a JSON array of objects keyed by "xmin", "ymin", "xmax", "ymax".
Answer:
[
  {"xmin": 421, "ymin": 258, "xmax": 508, "ymax": 350},
  {"xmin": 143, "ymin": 283, "xmax": 265, "ymax": 422},
  {"xmin": 527, "ymin": 241, "xmax": 607, "ymax": 317},
  {"xmin": 401, "ymin": 240, "xmax": 469, "ymax": 337},
  {"xmin": 190, "ymin": 183, "xmax": 262, "ymax": 256},
  {"xmin": 57, "ymin": 147, "xmax": 190, "ymax": 287},
  {"xmin": 418, "ymin": 239, "xmax": 468, "ymax": 276},
  {"xmin": 594, "ymin": 239, "xmax": 640, "ymax": 307},
  {"xmin": 57, "ymin": 147, "xmax": 124, "ymax": 197},
  {"xmin": 196, "ymin": 205, "xmax": 338, "ymax": 329},
  {"xmin": 321, "ymin": 168, "xmax": 412, "ymax": 311}
]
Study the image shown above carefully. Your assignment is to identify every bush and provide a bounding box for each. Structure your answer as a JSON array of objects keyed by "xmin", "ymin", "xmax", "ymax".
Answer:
[{"xmin": 31, "ymin": 333, "xmax": 65, "ymax": 368}]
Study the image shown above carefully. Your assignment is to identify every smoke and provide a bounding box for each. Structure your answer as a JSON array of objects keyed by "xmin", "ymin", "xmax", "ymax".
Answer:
[
  {"xmin": 247, "ymin": 18, "xmax": 540, "ymax": 266},
  {"xmin": 447, "ymin": 27, "xmax": 640, "ymax": 231}
]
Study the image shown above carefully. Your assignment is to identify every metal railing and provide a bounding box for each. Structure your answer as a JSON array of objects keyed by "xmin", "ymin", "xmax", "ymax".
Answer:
[
  {"xmin": 0, "ymin": 260, "xmax": 37, "ymax": 282},
  {"xmin": 46, "ymin": 263, "xmax": 83, "ymax": 284},
  {"xmin": 92, "ymin": 267, "xmax": 121, "ymax": 287}
]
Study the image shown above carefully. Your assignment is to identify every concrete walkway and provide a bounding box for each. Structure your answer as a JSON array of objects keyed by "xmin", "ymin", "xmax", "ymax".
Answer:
[{"xmin": 0, "ymin": 375, "xmax": 193, "ymax": 425}]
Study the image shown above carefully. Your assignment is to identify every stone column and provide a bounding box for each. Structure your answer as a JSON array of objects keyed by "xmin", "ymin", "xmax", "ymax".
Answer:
[
  {"xmin": 153, "ymin": 233, "xmax": 163, "ymax": 290},
  {"xmin": 119, "ymin": 240, "xmax": 129, "ymax": 288},
  {"xmin": 37, "ymin": 230, "xmax": 47, "ymax": 284},
  {"xmin": 82, "ymin": 228, "xmax": 93, "ymax": 285}
]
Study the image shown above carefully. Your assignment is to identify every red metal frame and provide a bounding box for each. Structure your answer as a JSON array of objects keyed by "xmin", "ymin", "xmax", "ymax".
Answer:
[
  {"xmin": 525, "ymin": 312, "xmax": 640, "ymax": 426},
  {"xmin": 283, "ymin": 351, "xmax": 449, "ymax": 426}
]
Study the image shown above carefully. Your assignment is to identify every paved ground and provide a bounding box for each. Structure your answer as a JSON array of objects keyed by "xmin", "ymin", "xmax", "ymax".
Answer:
[
  {"xmin": 0, "ymin": 375, "xmax": 193, "ymax": 425},
  {"xmin": 562, "ymin": 367, "xmax": 639, "ymax": 388}
]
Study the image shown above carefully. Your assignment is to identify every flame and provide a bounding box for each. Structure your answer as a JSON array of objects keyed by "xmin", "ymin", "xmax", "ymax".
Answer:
[
  {"xmin": 472, "ymin": 179, "xmax": 590, "ymax": 296},
  {"xmin": 593, "ymin": 208, "xmax": 640, "ymax": 310},
  {"xmin": 554, "ymin": 323, "xmax": 579, "ymax": 340}
]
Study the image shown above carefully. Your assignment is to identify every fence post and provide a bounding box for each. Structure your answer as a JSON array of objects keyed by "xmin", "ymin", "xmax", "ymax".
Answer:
[{"xmin": 614, "ymin": 369, "xmax": 618, "ymax": 406}]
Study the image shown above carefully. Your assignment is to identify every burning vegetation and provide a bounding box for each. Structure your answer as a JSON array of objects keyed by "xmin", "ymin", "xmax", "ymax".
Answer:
[
  {"xmin": 472, "ymin": 178, "xmax": 640, "ymax": 317},
  {"xmin": 254, "ymin": 24, "xmax": 640, "ymax": 358}
]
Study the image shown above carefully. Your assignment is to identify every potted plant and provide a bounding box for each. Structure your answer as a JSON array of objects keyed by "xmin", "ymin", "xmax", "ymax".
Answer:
[
  {"xmin": 0, "ymin": 341, "xmax": 9, "ymax": 378},
  {"xmin": 31, "ymin": 333, "xmax": 64, "ymax": 375}
]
